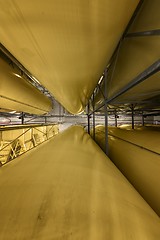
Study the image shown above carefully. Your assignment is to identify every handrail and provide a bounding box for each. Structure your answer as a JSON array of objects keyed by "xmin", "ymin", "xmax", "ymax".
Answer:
[
  {"xmin": 0, "ymin": 124, "xmax": 58, "ymax": 165},
  {"xmin": 0, "ymin": 128, "xmax": 31, "ymax": 152}
]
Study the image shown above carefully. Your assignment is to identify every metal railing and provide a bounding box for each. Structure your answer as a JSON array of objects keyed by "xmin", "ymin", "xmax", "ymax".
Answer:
[{"xmin": 0, "ymin": 125, "xmax": 58, "ymax": 166}]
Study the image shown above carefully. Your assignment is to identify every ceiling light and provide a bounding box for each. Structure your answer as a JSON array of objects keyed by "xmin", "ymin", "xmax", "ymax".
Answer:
[
  {"xmin": 13, "ymin": 73, "xmax": 22, "ymax": 78},
  {"xmin": 9, "ymin": 111, "xmax": 16, "ymax": 114},
  {"xmin": 98, "ymin": 76, "xmax": 103, "ymax": 84}
]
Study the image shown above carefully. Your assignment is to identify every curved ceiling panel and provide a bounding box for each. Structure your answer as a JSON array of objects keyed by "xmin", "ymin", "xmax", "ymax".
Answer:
[
  {"xmin": 0, "ymin": 0, "xmax": 139, "ymax": 114},
  {"xmin": 0, "ymin": 57, "xmax": 52, "ymax": 115}
]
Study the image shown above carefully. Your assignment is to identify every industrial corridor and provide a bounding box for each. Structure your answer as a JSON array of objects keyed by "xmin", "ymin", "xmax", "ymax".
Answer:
[
  {"xmin": 0, "ymin": 126, "xmax": 160, "ymax": 239},
  {"xmin": 0, "ymin": 0, "xmax": 160, "ymax": 239}
]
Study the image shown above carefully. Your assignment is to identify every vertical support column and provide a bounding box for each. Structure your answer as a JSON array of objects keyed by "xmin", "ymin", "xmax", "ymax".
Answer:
[
  {"xmin": 87, "ymin": 103, "xmax": 90, "ymax": 135},
  {"xmin": 31, "ymin": 128, "xmax": 35, "ymax": 147},
  {"xmin": 46, "ymin": 126, "xmax": 48, "ymax": 140},
  {"xmin": 104, "ymin": 69, "xmax": 108, "ymax": 155},
  {"xmin": 92, "ymin": 92, "xmax": 95, "ymax": 140},
  {"xmin": 115, "ymin": 110, "xmax": 117, "ymax": 127},
  {"xmin": 21, "ymin": 112, "xmax": 24, "ymax": 125},
  {"xmin": 131, "ymin": 104, "xmax": 134, "ymax": 129},
  {"xmin": 59, "ymin": 102, "xmax": 62, "ymax": 123},
  {"xmin": 142, "ymin": 111, "xmax": 145, "ymax": 126}
]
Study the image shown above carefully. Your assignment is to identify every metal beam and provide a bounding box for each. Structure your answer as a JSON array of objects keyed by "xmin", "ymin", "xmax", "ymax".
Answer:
[
  {"xmin": 97, "ymin": 84, "xmax": 105, "ymax": 99},
  {"xmin": 143, "ymin": 112, "xmax": 160, "ymax": 117},
  {"xmin": 87, "ymin": 103, "xmax": 90, "ymax": 134},
  {"xmin": 104, "ymin": 70, "xmax": 108, "ymax": 155},
  {"xmin": 131, "ymin": 105, "xmax": 134, "ymax": 129},
  {"xmin": 92, "ymin": 92, "xmax": 95, "ymax": 140},
  {"xmin": 0, "ymin": 95, "xmax": 47, "ymax": 112},
  {"xmin": 0, "ymin": 45, "xmax": 36, "ymax": 85},
  {"xmin": 88, "ymin": 0, "xmax": 145, "ymax": 118},
  {"xmin": 21, "ymin": 112, "xmax": 24, "ymax": 125},
  {"xmin": 115, "ymin": 110, "xmax": 118, "ymax": 127},
  {"xmin": 107, "ymin": 0, "xmax": 144, "ymax": 68},
  {"xmin": 89, "ymin": 60, "xmax": 160, "ymax": 116},
  {"xmin": 106, "ymin": 60, "xmax": 160, "ymax": 104},
  {"xmin": 0, "ymin": 44, "xmax": 51, "ymax": 98},
  {"xmin": 125, "ymin": 29, "xmax": 160, "ymax": 38},
  {"xmin": 122, "ymin": 0, "xmax": 145, "ymax": 38}
]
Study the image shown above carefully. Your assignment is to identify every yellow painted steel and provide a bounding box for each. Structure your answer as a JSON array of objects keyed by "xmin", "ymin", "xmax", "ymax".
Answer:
[
  {"xmin": 0, "ymin": 126, "xmax": 160, "ymax": 239},
  {"xmin": 0, "ymin": 57, "xmax": 52, "ymax": 114},
  {"xmin": 0, "ymin": 0, "xmax": 139, "ymax": 114},
  {"xmin": 93, "ymin": 125, "xmax": 160, "ymax": 216}
]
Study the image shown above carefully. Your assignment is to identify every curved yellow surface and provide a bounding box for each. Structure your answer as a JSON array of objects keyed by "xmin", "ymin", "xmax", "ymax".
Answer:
[
  {"xmin": 94, "ymin": 125, "xmax": 160, "ymax": 216},
  {"xmin": 110, "ymin": 72, "xmax": 160, "ymax": 104},
  {"xmin": 0, "ymin": 57, "xmax": 52, "ymax": 114},
  {"xmin": 0, "ymin": 126, "xmax": 160, "ymax": 239},
  {"xmin": 109, "ymin": 126, "xmax": 160, "ymax": 154},
  {"xmin": 0, "ymin": 0, "xmax": 139, "ymax": 113},
  {"xmin": 94, "ymin": 0, "xmax": 160, "ymax": 108},
  {"xmin": 128, "ymin": 0, "xmax": 160, "ymax": 32},
  {"xmin": 107, "ymin": 37, "xmax": 160, "ymax": 100}
]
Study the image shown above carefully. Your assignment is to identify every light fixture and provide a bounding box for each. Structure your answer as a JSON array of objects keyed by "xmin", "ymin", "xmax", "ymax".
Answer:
[
  {"xmin": 9, "ymin": 111, "xmax": 16, "ymax": 114},
  {"xmin": 98, "ymin": 75, "xmax": 103, "ymax": 85},
  {"xmin": 13, "ymin": 73, "xmax": 22, "ymax": 78}
]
